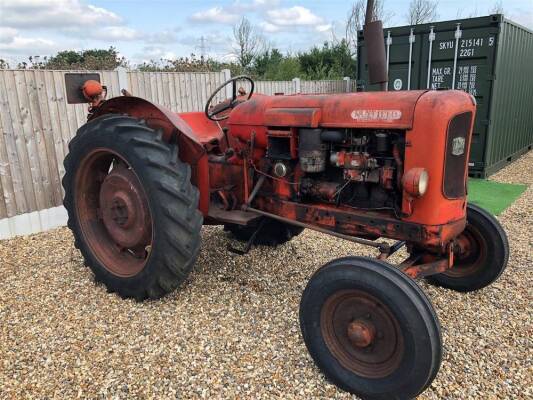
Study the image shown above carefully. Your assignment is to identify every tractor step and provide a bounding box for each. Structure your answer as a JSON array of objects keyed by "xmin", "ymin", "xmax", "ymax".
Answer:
[{"xmin": 208, "ymin": 206, "xmax": 262, "ymax": 226}]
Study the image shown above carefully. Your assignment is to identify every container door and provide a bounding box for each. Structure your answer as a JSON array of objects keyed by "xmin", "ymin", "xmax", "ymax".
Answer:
[
  {"xmin": 357, "ymin": 28, "xmax": 423, "ymax": 92},
  {"xmin": 388, "ymin": 30, "xmax": 423, "ymax": 92},
  {"xmin": 420, "ymin": 24, "xmax": 500, "ymax": 174}
]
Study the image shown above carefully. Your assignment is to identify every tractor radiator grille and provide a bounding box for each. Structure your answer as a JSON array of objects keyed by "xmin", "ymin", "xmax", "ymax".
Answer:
[{"xmin": 443, "ymin": 112, "xmax": 473, "ymax": 198}]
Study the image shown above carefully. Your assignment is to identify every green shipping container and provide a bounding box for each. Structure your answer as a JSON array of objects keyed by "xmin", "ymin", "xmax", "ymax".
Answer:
[{"xmin": 357, "ymin": 14, "xmax": 533, "ymax": 177}]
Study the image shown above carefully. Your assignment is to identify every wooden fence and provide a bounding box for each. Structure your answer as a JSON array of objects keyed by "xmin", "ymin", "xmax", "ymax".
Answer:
[
  {"xmin": 0, "ymin": 69, "xmax": 356, "ymax": 237},
  {"xmin": 127, "ymin": 71, "xmax": 229, "ymax": 112}
]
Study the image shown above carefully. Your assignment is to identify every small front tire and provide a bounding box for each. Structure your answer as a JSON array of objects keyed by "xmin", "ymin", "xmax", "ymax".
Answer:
[{"xmin": 300, "ymin": 256, "xmax": 442, "ymax": 400}]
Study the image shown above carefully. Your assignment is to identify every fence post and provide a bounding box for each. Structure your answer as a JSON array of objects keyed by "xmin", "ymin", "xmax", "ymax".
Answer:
[
  {"xmin": 222, "ymin": 69, "xmax": 232, "ymax": 98},
  {"xmin": 115, "ymin": 66, "xmax": 129, "ymax": 94},
  {"xmin": 343, "ymin": 76, "xmax": 351, "ymax": 92},
  {"xmin": 292, "ymin": 77, "xmax": 301, "ymax": 94}
]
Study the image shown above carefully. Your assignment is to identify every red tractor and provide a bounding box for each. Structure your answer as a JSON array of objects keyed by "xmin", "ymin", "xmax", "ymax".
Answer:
[{"xmin": 62, "ymin": 6, "xmax": 508, "ymax": 399}]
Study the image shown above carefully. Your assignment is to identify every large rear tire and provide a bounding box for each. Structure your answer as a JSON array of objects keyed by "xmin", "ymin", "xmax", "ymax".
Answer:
[
  {"xmin": 224, "ymin": 218, "xmax": 303, "ymax": 246},
  {"xmin": 426, "ymin": 203, "xmax": 509, "ymax": 292},
  {"xmin": 300, "ymin": 256, "xmax": 442, "ymax": 400},
  {"xmin": 63, "ymin": 114, "xmax": 203, "ymax": 300}
]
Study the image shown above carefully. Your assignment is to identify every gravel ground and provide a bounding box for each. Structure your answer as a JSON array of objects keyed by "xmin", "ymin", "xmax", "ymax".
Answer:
[{"xmin": 1, "ymin": 151, "xmax": 532, "ymax": 399}]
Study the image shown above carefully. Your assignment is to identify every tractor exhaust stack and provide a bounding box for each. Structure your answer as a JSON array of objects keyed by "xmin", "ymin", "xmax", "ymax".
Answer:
[{"xmin": 363, "ymin": 0, "xmax": 388, "ymax": 91}]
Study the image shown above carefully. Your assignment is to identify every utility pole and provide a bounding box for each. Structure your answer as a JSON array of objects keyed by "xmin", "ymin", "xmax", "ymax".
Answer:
[{"xmin": 197, "ymin": 36, "xmax": 208, "ymax": 60}]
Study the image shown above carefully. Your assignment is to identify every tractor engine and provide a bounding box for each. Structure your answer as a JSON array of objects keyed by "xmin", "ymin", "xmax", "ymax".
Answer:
[
  {"xmin": 227, "ymin": 89, "xmax": 476, "ymax": 250},
  {"xmin": 295, "ymin": 128, "xmax": 401, "ymax": 210}
]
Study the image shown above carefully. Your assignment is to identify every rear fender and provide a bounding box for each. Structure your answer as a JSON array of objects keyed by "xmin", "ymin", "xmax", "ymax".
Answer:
[{"xmin": 91, "ymin": 96, "xmax": 210, "ymax": 215}]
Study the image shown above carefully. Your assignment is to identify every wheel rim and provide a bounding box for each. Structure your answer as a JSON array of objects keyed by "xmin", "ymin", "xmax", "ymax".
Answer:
[
  {"xmin": 446, "ymin": 223, "xmax": 487, "ymax": 278},
  {"xmin": 75, "ymin": 148, "xmax": 153, "ymax": 277},
  {"xmin": 320, "ymin": 289, "xmax": 404, "ymax": 378}
]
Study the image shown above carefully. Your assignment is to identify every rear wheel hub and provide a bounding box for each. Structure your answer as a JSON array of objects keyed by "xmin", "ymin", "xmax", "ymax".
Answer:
[{"xmin": 99, "ymin": 165, "xmax": 151, "ymax": 249}]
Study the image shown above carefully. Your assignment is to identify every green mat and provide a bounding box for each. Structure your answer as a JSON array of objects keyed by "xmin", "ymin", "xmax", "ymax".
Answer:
[{"xmin": 468, "ymin": 179, "xmax": 526, "ymax": 215}]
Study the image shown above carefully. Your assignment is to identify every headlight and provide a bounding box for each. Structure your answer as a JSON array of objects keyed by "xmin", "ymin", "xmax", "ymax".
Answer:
[{"xmin": 402, "ymin": 168, "xmax": 429, "ymax": 197}]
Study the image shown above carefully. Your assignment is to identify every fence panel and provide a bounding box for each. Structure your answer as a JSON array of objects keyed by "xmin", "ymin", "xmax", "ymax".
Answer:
[
  {"xmin": 127, "ymin": 71, "xmax": 228, "ymax": 112},
  {"xmin": 255, "ymin": 79, "xmax": 353, "ymax": 95},
  {"xmin": 255, "ymin": 80, "xmax": 295, "ymax": 95},
  {"xmin": 0, "ymin": 69, "xmax": 120, "ymax": 220},
  {"xmin": 301, "ymin": 80, "xmax": 347, "ymax": 93}
]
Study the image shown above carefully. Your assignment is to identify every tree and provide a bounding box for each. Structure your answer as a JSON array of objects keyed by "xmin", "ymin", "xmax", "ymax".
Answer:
[
  {"xmin": 490, "ymin": 1, "xmax": 504, "ymax": 14},
  {"xmin": 465, "ymin": 7, "xmax": 481, "ymax": 18},
  {"xmin": 406, "ymin": 0, "xmax": 439, "ymax": 25},
  {"xmin": 46, "ymin": 51, "xmax": 82, "ymax": 68},
  {"xmin": 268, "ymin": 58, "xmax": 301, "ymax": 80},
  {"xmin": 137, "ymin": 54, "xmax": 240, "ymax": 74},
  {"xmin": 253, "ymin": 49, "xmax": 302, "ymax": 80},
  {"xmin": 298, "ymin": 40, "xmax": 357, "ymax": 79},
  {"xmin": 345, "ymin": 0, "xmax": 365, "ymax": 56},
  {"xmin": 232, "ymin": 17, "xmax": 265, "ymax": 70},
  {"xmin": 345, "ymin": 0, "xmax": 393, "ymax": 56},
  {"xmin": 15, "ymin": 47, "xmax": 128, "ymax": 70}
]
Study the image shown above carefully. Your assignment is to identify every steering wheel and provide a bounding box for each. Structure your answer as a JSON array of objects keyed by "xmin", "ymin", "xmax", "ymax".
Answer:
[{"xmin": 205, "ymin": 75, "xmax": 255, "ymax": 121}]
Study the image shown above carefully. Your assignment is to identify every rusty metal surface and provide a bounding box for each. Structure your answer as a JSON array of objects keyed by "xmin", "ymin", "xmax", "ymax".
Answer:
[
  {"xmin": 228, "ymin": 91, "xmax": 425, "ymax": 134},
  {"xmin": 444, "ymin": 220, "xmax": 486, "ymax": 278},
  {"xmin": 401, "ymin": 256, "xmax": 450, "ymax": 279},
  {"xmin": 402, "ymin": 90, "xmax": 475, "ymax": 226},
  {"xmin": 264, "ymin": 108, "xmax": 322, "ymax": 128},
  {"xmin": 252, "ymin": 198, "xmax": 465, "ymax": 250},
  {"xmin": 363, "ymin": 20, "xmax": 388, "ymax": 89},
  {"xmin": 99, "ymin": 164, "xmax": 151, "ymax": 250},
  {"xmin": 320, "ymin": 289, "xmax": 404, "ymax": 378},
  {"xmin": 399, "ymin": 244, "xmax": 453, "ymax": 279},
  {"xmin": 347, "ymin": 319, "xmax": 376, "ymax": 348},
  {"xmin": 207, "ymin": 207, "xmax": 262, "ymax": 226},
  {"xmin": 88, "ymin": 88, "xmax": 475, "ymax": 246},
  {"xmin": 244, "ymin": 205, "xmax": 391, "ymax": 252},
  {"xmin": 75, "ymin": 149, "xmax": 151, "ymax": 277}
]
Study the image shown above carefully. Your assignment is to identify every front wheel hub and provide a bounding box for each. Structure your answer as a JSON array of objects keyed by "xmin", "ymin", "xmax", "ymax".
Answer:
[
  {"xmin": 320, "ymin": 289, "xmax": 404, "ymax": 378},
  {"xmin": 347, "ymin": 319, "xmax": 376, "ymax": 348},
  {"xmin": 99, "ymin": 165, "xmax": 151, "ymax": 249}
]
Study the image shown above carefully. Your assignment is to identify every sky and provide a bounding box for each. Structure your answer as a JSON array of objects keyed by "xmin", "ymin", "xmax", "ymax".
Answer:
[{"xmin": 0, "ymin": 0, "xmax": 532, "ymax": 66}]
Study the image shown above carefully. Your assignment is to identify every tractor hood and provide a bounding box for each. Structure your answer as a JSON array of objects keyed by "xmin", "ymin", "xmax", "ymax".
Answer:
[{"xmin": 228, "ymin": 91, "xmax": 428, "ymax": 130}]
